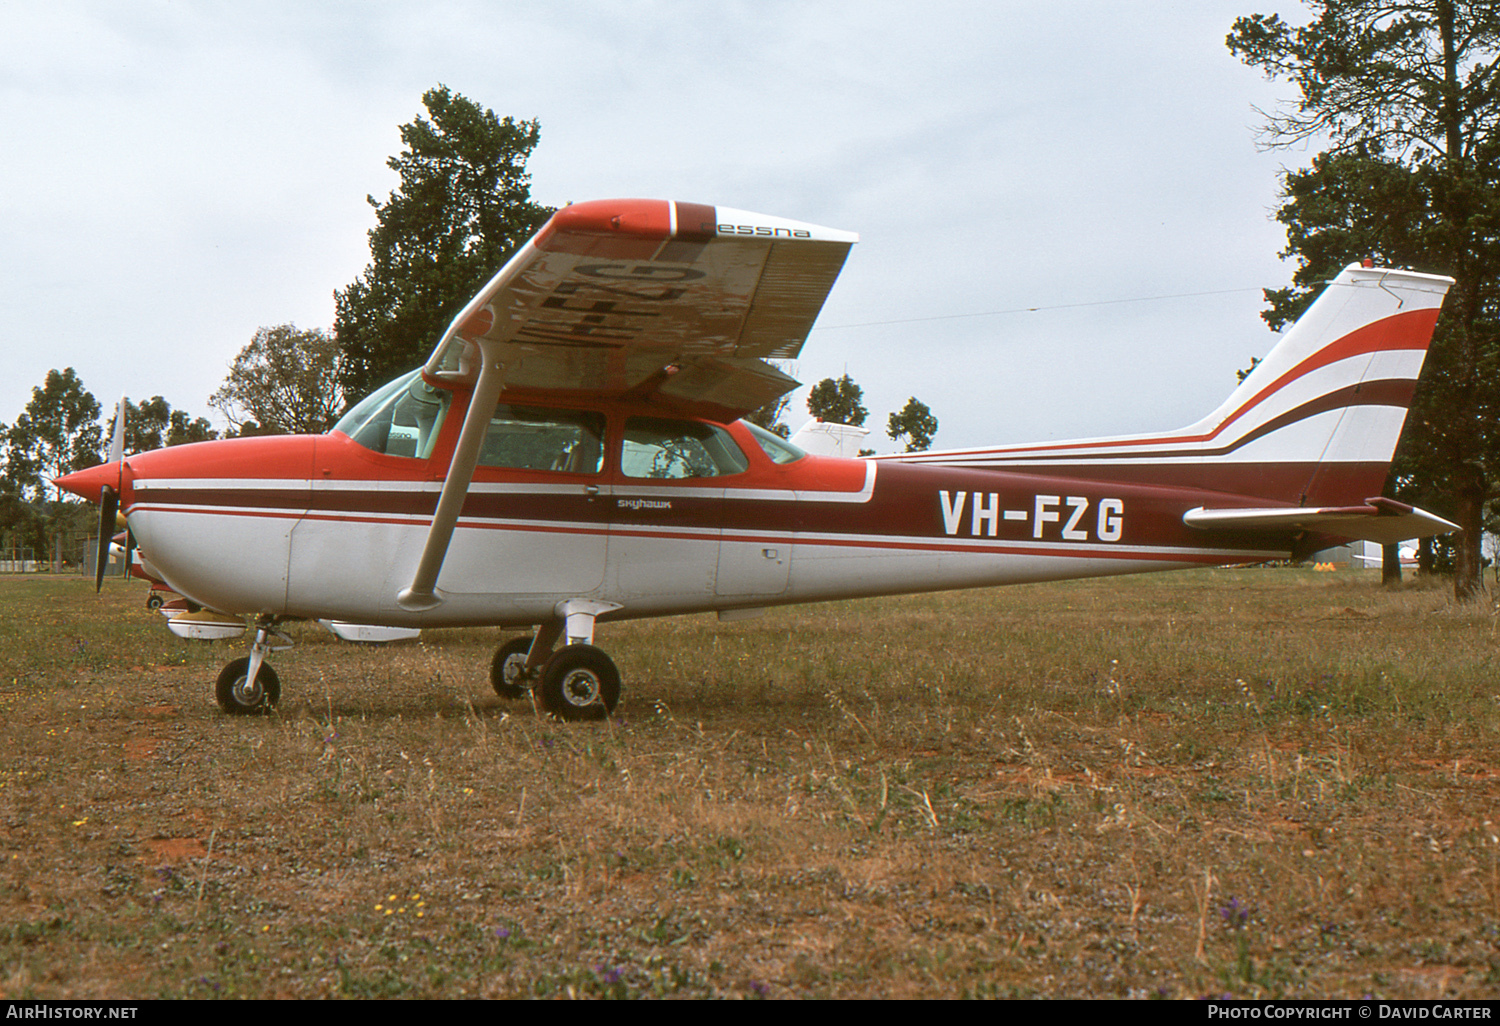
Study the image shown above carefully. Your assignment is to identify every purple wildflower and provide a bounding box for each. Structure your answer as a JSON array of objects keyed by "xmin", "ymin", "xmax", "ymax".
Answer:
[{"xmin": 1219, "ymin": 896, "xmax": 1249, "ymax": 930}]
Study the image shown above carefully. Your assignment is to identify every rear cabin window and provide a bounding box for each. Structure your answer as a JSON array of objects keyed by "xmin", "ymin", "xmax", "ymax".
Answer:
[
  {"xmin": 479, "ymin": 405, "xmax": 605, "ymax": 474},
  {"xmin": 620, "ymin": 418, "xmax": 749, "ymax": 479},
  {"xmin": 742, "ymin": 420, "xmax": 807, "ymax": 465}
]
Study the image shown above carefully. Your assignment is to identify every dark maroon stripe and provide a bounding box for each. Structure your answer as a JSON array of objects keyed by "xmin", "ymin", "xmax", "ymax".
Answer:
[
  {"xmin": 674, "ymin": 202, "xmax": 718, "ymax": 243},
  {"xmin": 944, "ymin": 380, "xmax": 1414, "ymax": 467},
  {"xmin": 1209, "ymin": 379, "xmax": 1414, "ymax": 457},
  {"xmin": 136, "ymin": 458, "xmax": 1332, "ymax": 558}
]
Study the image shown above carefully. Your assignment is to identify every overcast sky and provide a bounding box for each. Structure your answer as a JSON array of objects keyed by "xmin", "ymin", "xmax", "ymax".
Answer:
[{"xmin": 0, "ymin": 1, "xmax": 1314, "ymax": 452}]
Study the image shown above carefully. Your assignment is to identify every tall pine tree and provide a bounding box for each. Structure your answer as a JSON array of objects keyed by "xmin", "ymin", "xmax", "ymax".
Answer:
[
  {"xmin": 1229, "ymin": 1, "xmax": 1500, "ymax": 599},
  {"xmin": 334, "ymin": 86, "xmax": 553, "ymax": 401}
]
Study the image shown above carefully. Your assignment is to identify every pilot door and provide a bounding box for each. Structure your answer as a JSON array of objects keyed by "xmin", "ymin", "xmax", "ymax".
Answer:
[{"xmin": 606, "ymin": 416, "xmax": 789, "ymax": 609}]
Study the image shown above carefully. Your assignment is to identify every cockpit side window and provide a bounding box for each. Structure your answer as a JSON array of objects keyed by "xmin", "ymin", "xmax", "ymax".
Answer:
[
  {"xmin": 334, "ymin": 370, "xmax": 452, "ymax": 460},
  {"xmin": 620, "ymin": 418, "xmax": 749, "ymax": 479},
  {"xmin": 479, "ymin": 406, "xmax": 606, "ymax": 474}
]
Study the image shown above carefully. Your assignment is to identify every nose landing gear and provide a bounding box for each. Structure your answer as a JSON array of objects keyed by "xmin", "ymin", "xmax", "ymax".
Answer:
[{"xmin": 215, "ymin": 621, "xmax": 291, "ymax": 714}]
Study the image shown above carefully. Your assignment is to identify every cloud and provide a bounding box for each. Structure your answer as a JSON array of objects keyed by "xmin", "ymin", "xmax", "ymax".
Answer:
[{"xmin": 0, "ymin": 1, "xmax": 1305, "ymax": 450}]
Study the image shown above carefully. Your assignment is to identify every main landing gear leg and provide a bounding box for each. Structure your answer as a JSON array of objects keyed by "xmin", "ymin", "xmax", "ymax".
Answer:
[
  {"xmin": 493, "ymin": 600, "xmax": 622, "ymax": 722},
  {"xmin": 489, "ymin": 622, "xmax": 559, "ymax": 700},
  {"xmin": 215, "ymin": 619, "xmax": 289, "ymax": 715}
]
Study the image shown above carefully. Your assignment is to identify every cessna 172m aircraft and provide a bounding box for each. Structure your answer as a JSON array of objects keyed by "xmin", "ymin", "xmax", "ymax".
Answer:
[{"xmin": 58, "ymin": 198, "xmax": 1459, "ymax": 719}]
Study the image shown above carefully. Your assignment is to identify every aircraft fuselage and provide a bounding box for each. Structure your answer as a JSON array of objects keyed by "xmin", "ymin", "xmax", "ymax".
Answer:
[{"xmin": 94, "ymin": 386, "xmax": 1297, "ymax": 630}]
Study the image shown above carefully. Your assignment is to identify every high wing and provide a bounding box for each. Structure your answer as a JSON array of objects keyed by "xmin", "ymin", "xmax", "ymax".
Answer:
[
  {"xmin": 422, "ymin": 199, "xmax": 858, "ymax": 416},
  {"xmin": 398, "ymin": 198, "xmax": 858, "ymax": 612}
]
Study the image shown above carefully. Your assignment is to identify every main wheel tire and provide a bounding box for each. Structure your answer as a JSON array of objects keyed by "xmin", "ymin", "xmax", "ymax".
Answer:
[
  {"xmin": 490, "ymin": 636, "xmax": 538, "ymax": 699},
  {"xmin": 145, "ymin": 593, "xmax": 164, "ymax": 611},
  {"xmin": 538, "ymin": 645, "xmax": 619, "ymax": 722},
  {"xmin": 215, "ymin": 657, "xmax": 281, "ymax": 715}
]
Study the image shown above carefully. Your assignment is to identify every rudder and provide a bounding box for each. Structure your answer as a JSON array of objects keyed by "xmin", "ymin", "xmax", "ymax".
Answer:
[
  {"xmin": 897, "ymin": 262, "xmax": 1453, "ymax": 509},
  {"xmin": 1196, "ymin": 263, "xmax": 1450, "ymax": 506}
]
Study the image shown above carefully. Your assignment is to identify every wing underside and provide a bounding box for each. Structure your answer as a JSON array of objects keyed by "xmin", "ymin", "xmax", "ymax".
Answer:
[{"xmin": 422, "ymin": 199, "xmax": 857, "ymax": 416}]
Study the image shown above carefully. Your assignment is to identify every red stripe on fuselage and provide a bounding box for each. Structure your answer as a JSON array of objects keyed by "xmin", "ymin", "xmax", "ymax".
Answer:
[
  {"xmin": 132, "ymin": 453, "xmax": 1299, "ymax": 562},
  {"xmin": 133, "ymin": 499, "xmax": 1249, "ymax": 566}
]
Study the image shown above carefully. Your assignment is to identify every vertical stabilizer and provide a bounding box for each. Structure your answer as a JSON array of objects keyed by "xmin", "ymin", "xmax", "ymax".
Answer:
[{"xmin": 896, "ymin": 263, "xmax": 1453, "ymax": 507}]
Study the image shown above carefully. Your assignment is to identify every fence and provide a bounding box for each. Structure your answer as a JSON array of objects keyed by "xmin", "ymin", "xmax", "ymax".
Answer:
[
  {"xmin": 0, "ymin": 534, "xmax": 99, "ymax": 574},
  {"xmin": 0, "ymin": 546, "xmax": 37, "ymax": 573}
]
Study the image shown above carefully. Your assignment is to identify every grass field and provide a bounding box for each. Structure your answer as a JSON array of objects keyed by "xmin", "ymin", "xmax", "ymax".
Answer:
[{"xmin": 1, "ymin": 568, "xmax": 1498, "ymax": 999}]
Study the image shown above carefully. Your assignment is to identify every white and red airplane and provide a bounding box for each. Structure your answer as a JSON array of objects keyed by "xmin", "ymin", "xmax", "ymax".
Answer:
[{"xmin": 57, "ymin": 199, "xmax": 1458, "ymax": 718}]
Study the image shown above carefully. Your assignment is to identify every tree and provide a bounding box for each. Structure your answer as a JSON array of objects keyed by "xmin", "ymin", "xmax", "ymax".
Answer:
[
  {"xmin": 1229, "ymin": 1, "xmax": 1500, "ymax": 599},
  {"xmin": 887, "ymin": 397, "xmax": 939, "ymax": 452},
  {"xmin": 745, "ymin": 395, "xmax": 792, "ymax": 438},
  {"xmin": 806, "ymin": 375, "xmax": 868, "ymax": 427},
  {"xmin": 123, "ymin": 396, "xmax": 218, "ymax": 454},
  {"xmin": 123, "ymin": 396, "xmax": 171, "ymax": 455},
  {"xmin": 1382, "ymin": 542, "xmax": 1404, "ymax": 586},
  {"xmin": 166, "ymin": 409, "xmax": 218, "ymax": 448},
  {"xmin": 3, "ymin": 368, "xmax": 102, "ymax": 503},
  {"xmin": 210, "ymin": 325, "xmax": 346, "ymax": 435},
  {"xmin": 3, "ymin": 369, "xmax": 103, "ymax": 569},
  {"xmin": 334, "ymin": 86, "xmax": 555, "ymax": 402},
  {"xmin": 0, "ymin": 441, "xmax": 42, "ymax": 559}
]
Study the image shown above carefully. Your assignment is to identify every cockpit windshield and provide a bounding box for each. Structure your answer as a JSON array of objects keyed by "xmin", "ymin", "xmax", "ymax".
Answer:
[{"xmin": 332, "ymin": 370, "xmax": 452, "ymax": 460}]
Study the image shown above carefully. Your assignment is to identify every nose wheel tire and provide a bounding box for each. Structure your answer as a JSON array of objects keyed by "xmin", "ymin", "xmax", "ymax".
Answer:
[
  {"xmin": 538, "ymin": 645, "xmax": 619, "ymax": 721},
  {"xmin": 215, "ymin": 657, "xmax": 281, "ymax": 714},
  {"xmin": 490, "ymin": 636, "xmax": 538, "ymax": 699}
]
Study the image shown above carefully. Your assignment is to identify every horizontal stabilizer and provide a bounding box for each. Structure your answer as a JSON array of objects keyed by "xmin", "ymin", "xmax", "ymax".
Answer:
[{"xmin": 1183, "ymin": 498, "xmax": 1459, "ymax": 545}]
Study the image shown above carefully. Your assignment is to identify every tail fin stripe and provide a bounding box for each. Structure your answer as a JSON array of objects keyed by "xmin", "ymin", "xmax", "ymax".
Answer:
[
  {"xmin": 900, "ymin": 306, "xmax": 1438, "ymax": 464},
  {"xmin": 1211, "ymin": 308, "xmax": 1435, "ymax": 444},
  {"xmin": 932, "ymin": 379, "xmax": 1417, "ymax": 466}
]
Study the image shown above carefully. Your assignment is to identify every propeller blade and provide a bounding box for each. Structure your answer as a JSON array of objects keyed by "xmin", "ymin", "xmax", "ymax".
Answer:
[
  {"xmin": 95, "ymin": 486, "xmax": 117, "ymax": 593},
  {"xmin": 108, "ymin": 396, "xmax": 126, "ymax": 464}
]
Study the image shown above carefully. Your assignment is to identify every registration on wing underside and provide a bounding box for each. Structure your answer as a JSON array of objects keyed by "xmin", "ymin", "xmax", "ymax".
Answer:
[{"xmin": 430, "ymin": 211, "xmax": 853, "ymax": 410}]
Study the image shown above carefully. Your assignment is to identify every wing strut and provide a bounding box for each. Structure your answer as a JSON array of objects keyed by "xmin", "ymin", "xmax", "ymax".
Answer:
[{"xmin": 396, "ymin": 345, "xmax": 505, "ymax": 612}]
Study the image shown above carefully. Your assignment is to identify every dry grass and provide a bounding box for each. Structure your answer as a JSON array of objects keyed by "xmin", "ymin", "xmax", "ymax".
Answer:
[{"xmin": 1, "ymin": 568, "xmax": 1498, "ymax": 998}]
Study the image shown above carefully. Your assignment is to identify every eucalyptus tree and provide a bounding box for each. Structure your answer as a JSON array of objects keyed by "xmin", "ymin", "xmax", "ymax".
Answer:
[
  {"xmin": 125, "ymin": 396, "xmax": 217, "ymax": 453},
  {"xmin": 887, "ymin": 397, "xmax": 939, "ymax": 452},
  {"xmin": 210, "ymin": 325, "xmax": 344, "ymax": 435},
  {"xmin": 3, "ymin": 368, "xmax": 102, "ymax": 503},
  {"xmin": 806, "ymin": 375, "xmax": 868, "ymax": 427}
]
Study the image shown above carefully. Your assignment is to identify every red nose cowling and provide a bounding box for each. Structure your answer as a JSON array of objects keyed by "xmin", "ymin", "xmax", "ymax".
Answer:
[{"xmin": 54, "ymin": 461, "xmax": 121, "ymax": 505}]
